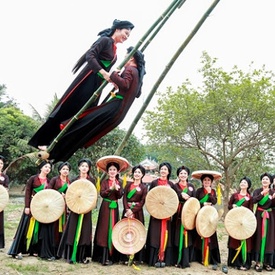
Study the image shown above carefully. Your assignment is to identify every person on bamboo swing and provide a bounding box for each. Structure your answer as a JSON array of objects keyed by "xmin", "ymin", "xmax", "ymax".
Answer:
[
  {"xmin": 252, "ymin": 172, "xmax": 275, "ymax": 272},
  {"xmin": 145, "ymin": 162, "xmax": 175, "ymax": 268},
  {"xmin": 92, "ymin": 156, "xmax": 129, "ymax": 266},
  {"xmin": 57, "ymin": 158, "xmax": 95, "ymax": 264},
  {"xmin": 193, "ymin": 171, "xmax": 221, "ymax": 270},
  {"xmin": 34, "ymin": 46, "xmax": 146, "ymax": 164},
  {"xmin": 226, "ymin": 176, "xmax": 253, "ymax": 271},
  {"xmin": 28, "ymin": 19, "xmax": 134, "ymax": 153},
  {"xmin": 171, "ymin": 165, "xmax": 196, "ymax": 268},
  {"xmin": 120, "ymin": 164, "xmax": 148, "ymax": 266}
]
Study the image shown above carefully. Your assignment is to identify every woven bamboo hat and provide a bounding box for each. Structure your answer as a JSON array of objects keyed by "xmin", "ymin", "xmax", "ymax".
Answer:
[
  {"xmin": 112, "ymin": 218, "xmax": 146, "ymax": 255},
  {"xmin": 191, "ymin": 170, "xmax": 222, "ymax": 181},
  {"xmin": 65, "ymin": 179, "xmax": 97, "ymax": 214},
  {"xmin": 196, "ymin": 205, "xmax": 219, "ymax": 238},
  {"xmin": 0, "ymin": 185, "xmax": 9, "ymax": 212},
  {"xmin": 30, "ymin": 189, "xmax": 65, "ymax": 223},
  {"xmin": 181, "ymin": 197, "xmax": 200, "ymax": 230},
  {"xmin": 224, "ymin": 206, "xmax": 257, "ymax": 240},
  {"xmin": 96, "ymin": 155, "xmax": 130, "ymax": 173},
  {"xmin": 145, "ymin": 185, "xmax": 179, "ymax": 219}
]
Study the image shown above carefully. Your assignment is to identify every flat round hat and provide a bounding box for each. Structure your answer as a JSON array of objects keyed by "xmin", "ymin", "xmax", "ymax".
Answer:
[
  {"xmin": 224, "ymin": 206, "xmax": 256, "ymax": 240},
  {"xmin": 96, "ymin": 155, "xmax": 130, "ymax": 173},
  {"xmin": 145, "ymin": 185, "xmax": 179, "ymax": 219},
  {"xmin": 112, "ymin": 218, "xmax": 146, "ymax": 255},
  {"xmin": 181, "ymin": 197, "xmax": 200, "ymax": 230},
  {"xmin": 30, "ymin": 189, "xmax": 65, "ymax": 223},
  {"xmin": 196, "ymin": 205, "xmax": 219, "ymax": 238},
  {"xmin": 0, "ymin": 185, "xmax": 9, "ymax": 212},
  {"xmin": 65, "ymin": 179, "xmax": 97, "ymax": 214},
  {"xmin": 191, "ymin": 170, "xmax": 222, "ymax": 181}
]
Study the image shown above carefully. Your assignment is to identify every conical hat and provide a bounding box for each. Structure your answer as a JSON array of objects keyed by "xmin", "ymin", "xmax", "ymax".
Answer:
[
  {"xmin": 196, "ymin": 205, "xmax": 219, "ymax": 238},
  {"xmin": 0, "ymin": 185, "xmax": 9, "ymax": 212},
  {"xmin": 181, "ymin": 197, "xmax": 200, "ymax": 230},
  {"xmin": 96, "ymin": 155, "xmax": 130, "ymax": 173},
  {"xmin": 145, "ymin": 186, "xmax": 179, "ymax": 219},
  {"xmin": 112, "ymin": 218, "xmax": 146, "ymax": 255},
  {"xmin": 191, "ymin": 170, "xmax": 222, "ymax": 181},
  {"xmin": 224, "ymin": 206, "xmax": 257, "ymax": 240},
  {"xmin": 30, "ymin": 189, "xmax": 65, "ymax": 223},
  {"xmin": 65, "ymin": 179, "xmax": 97, "ymax": 214}
]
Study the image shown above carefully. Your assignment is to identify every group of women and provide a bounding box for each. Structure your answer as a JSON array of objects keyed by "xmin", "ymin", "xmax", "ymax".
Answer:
[{"xmin": 2, "ymin": 154, "xmax": 275, "ymax": 272}]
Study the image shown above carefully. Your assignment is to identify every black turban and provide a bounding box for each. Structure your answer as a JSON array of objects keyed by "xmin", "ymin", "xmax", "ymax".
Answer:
[{"xmin": 98, "ymin": 19, "xmax": 134, "ymax": 37}]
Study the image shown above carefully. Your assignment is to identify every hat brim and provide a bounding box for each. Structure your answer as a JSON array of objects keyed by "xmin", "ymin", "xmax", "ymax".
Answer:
[
  {"xmin": 0, "ymin": 185, "xmax": 9, "ymax": 212},
  {"xmin": 145, "ymin": 186, "xmax": 179, "ymax": 219},
  {"xmin": 65, "ymin": 179, "xmax": 97, "ymax": 214},
  {"xmin": 191, "ymin": 170, "xmax": 222, "ymax": 181},
  {"xmin": 196, "ymin": 205, "xmax": 219, "ymax": 238},
  {"xmin": 112, "ymin": 218, "xmax": 146, "ymax": 255},
  {"xmin": 30, "ymin": 189, "xmax": 65, "ymax": 223},
  {"xmin": 181, "ymin": 197, "xmax": 200, "ymax": 230},
  {"xmin": 224, "ymin": 206, "xmax": 257, "ymax": 240},
  {"xmin": 96, "ymin": 155, "xmax": 130, "ymax": 173}
]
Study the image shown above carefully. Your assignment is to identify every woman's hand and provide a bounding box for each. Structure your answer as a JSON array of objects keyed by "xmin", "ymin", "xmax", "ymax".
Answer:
[{"xmin": 25, "ymin": 207, "xmax": 30, "ymax": 215}]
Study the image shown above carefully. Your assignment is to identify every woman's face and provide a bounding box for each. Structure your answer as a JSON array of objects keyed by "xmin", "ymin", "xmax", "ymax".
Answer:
[
  {"xmin": 108, "ymin": 165, "xmax": 118, "ymax": 177},
  {"xmin": 202, "ymin": 176, "xmax": 212, "ymax": 188},
  {"xmin": 178, "ymin": 169, "xmax": 188, "ymax": 182},
  {"xmin": 159, "ymin": 165, "xmax": 169, "ymax": 178},
  {"xmin": 41, "ymin": 163, "xmax": 51, "ymax": 175},
  {"xmin": 59, "ymin": 165, "xmax": 70, "ymax": 177},
  {"xmin": 79, "ymin": 162, "xmax": 90, "ymax": 174},
  {"xmin": 261, "ymin": 176, "xmax": 271, "ymax": 188},
  {"xmin": 239, "ymin": 179, "xmax": 248, "ymax": 189},
  {"xmin": 113, "ymin": 28, "xmax": 131, "ymax": 43},
  {"xmin": 133, "ymin": 168, "xmax": 143, "ymax": 181}
]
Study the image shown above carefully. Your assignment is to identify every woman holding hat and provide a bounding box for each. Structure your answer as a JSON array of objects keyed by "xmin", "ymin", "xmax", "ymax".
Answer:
[
  {"xmin": 47, "ymin": 161, "xmax": 71, "ymax": 254},
  {"xmin": 172, "ymin": 165, "xmax": 196, "ymax": 269},
  {"xmin": 0, "ymin": 155, "xmax": 9, "ymax": 249},
  {"xmin": 28, "ymin": 19, "xmax": 135, "ymax": 156},
  {"xmin": 145, "ymin": 162, "xmax": 175, "ymax": 268},
  {"xmin": 8, "ymin": 160, "xmax": 54, "ymax": 260},
  {"xmin": 193, "ymin": 172, "xmax": 221, "ymax": 270},
  {"xmin": 252, "ymin": 172, "xmax": 275, "ymax": 272},
  {"xmin": 92, "ymin": 156, "xmax": 128, "ymax": 265},
  {"xmin": 227, "ymin": 176, "xmax": 253, "ymax": 271},
  {"xmin": 39, "ymin": 46, "xmax": 146, "ymax": 163},
  {"xmin": 121, "ymin": 164, "xmax": 148, "ymax": 264},
  {"xmin": 57, "ymin": 158, "xmax": 95, "ymax": 264}
]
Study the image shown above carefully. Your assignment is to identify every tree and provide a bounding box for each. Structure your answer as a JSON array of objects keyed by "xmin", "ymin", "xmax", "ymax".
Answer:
[
  {"xmin": 0, "ymin": 106, "xmax": 40, "ymax": 184},
  {"xmin": 143, "ymin": 52, "xmax": 275, "ymax": 214}
]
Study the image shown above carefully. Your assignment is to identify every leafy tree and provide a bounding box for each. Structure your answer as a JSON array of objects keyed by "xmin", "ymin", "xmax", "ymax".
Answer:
[
  {"xmin": 0, "ymin": 106, "xmax": 40, "ymax": 184},
  {"xmin": 143, "ymin": 52, "xmax": 275, "ymax": 214}
]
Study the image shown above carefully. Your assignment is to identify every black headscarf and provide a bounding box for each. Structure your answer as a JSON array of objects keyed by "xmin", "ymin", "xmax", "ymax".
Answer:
[
  {"xmin": 98, "ymin": 19, "xmax": 135, "ymax": 37},
  {"xmin": 260, "ymin": 172, "xmax": 273, "ymax": 183},
  {"xmin": 38, "ymin": 160, "xmax": 52, "ymax": 171},
  {"xmin": 58, "ymin": 161, "xmax": 71, "ymax": 172},
  {"xmin": 126, "ymin": 46, "xmax": 146, "ymax": 98}
]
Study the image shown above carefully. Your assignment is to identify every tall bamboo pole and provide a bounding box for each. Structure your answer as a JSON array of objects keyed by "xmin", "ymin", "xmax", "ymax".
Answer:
[
  {"xmin": 44, "ymin": 0, "xmax": 185, "ymax": 155},
  {"xmin": 113, "ymin": 0, "xmax": 221, "ymax": 158}
]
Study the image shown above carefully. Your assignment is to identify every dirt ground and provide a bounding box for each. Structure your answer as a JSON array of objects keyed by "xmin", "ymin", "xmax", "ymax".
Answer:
[{"xmin": 0, "ymin": 186, "xmax": 259, "ymax": 275}]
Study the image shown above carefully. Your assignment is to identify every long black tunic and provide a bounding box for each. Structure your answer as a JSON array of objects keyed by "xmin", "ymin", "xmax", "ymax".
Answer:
[{"xmin": 28, "ymin": 36, "xmax": 117, "ymax": 150}]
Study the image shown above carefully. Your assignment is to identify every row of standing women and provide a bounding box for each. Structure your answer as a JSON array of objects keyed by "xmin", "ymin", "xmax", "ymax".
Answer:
[{"xmin": 2, "ymin": 156, "xmax": 275, "ymax": 272}]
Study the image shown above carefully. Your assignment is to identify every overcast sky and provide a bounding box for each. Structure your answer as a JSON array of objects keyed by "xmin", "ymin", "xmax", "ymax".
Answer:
[{"xmin": 1, "ymin": 0, "xmax": 274, "ymax": 140}]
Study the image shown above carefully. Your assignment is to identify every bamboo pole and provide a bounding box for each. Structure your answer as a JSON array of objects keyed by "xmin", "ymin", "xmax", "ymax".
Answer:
[
  {"xmin": 44, "ymin": 0, "xmax": 186, "ymax": 155},
  {"xmin": 113, "ymin": 0, "xmax": 221, "ymax": 158}
]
